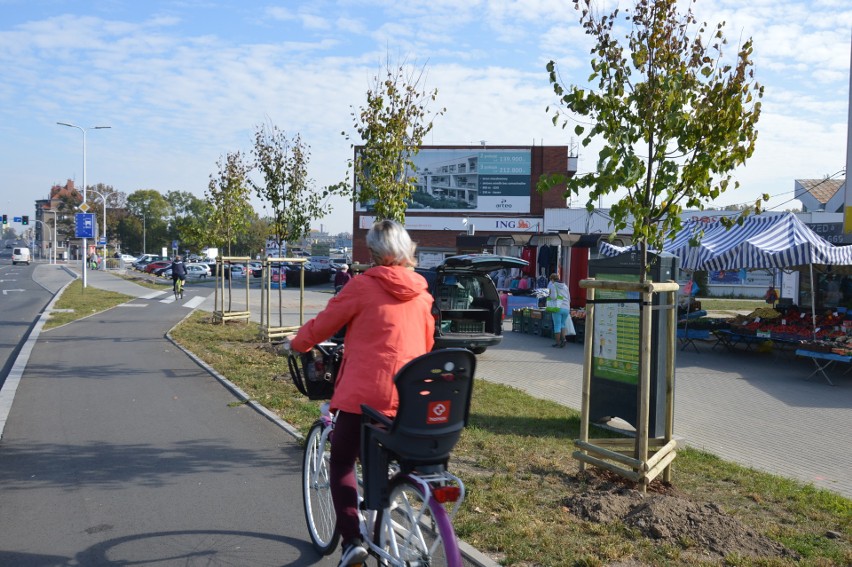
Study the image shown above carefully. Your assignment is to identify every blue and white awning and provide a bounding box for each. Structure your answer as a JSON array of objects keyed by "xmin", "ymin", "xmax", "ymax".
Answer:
[{"xmin": 598, "ymin": 213, "xmax": 852, "ymax": 270}]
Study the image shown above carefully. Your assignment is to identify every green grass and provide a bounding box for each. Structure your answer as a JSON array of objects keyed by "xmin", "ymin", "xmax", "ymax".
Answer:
[
  {"xmin": 43, "ymin": 279, "xmax": 133, "ymax": 330},
  {"xmin": 169, "ymin": 312, "xmax": 852, "ymax": 567}
]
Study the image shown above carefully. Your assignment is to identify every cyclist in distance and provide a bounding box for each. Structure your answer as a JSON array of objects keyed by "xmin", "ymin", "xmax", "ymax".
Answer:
[
  {"xmin": 171, "ymin": 255, "xmax": 187, "ymax": 296},
  {"xmin": 289, "ymin": 220, "xmax": 435, "ymax": 566}
]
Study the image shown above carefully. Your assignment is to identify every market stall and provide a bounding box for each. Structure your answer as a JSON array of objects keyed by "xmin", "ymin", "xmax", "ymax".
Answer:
[{"xmin": 599, "ymin": 213, "xmax": 852, "ymax": 374}]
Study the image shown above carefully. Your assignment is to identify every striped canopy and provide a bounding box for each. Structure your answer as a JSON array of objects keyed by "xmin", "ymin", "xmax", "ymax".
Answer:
[{"xmin": 598, "ymin": 213, "xmax": 852, "ymax": 271}]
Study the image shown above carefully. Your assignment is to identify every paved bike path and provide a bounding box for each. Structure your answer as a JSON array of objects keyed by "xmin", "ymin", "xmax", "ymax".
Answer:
[{"xmin": 0, "ymin": 266, "xmax": 331, "ymax": 565}]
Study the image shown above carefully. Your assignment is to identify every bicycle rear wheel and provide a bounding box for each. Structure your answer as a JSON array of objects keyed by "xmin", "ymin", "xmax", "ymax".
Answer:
[
  {"xmin": 302, "ymin": 420, "xmax": 339, "ymax": 555},
  {"xmin": 380, "ymin": 475, "xmax": 462, "ymax": 567}
]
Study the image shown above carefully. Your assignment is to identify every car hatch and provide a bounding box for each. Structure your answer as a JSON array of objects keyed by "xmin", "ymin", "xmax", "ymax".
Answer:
[{"xmin": 436, "ymin": 254, "xmax": 528, "ymax": 275}]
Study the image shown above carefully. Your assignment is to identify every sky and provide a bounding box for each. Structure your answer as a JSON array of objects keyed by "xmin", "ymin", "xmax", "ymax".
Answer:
[{"xmin": 1, "ymin": 0, "xmax": 851, "ymax": 236}]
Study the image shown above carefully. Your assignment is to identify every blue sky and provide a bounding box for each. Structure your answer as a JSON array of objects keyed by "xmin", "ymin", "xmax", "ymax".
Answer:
[{"xmin": 1, "ymin": 0, "xmax": 851, "ymax": 235}]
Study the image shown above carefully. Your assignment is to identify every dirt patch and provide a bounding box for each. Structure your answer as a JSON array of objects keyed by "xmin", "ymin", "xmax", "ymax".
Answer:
[{"xmin": 564, "ymin": 470, "xmax": 794, "ymax": 562}]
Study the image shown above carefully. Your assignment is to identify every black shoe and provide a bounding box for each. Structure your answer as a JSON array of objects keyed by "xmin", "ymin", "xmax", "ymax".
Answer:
[
  {"xmin": 338, "ymin": 539, "xmax": 368, "ymax": 566},
  {"xmin": 551, "ymin": 343, "xmax": 560, "ymax": 348}
]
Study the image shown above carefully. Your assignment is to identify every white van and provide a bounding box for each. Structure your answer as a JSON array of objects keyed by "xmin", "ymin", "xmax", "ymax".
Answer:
[{"xmin": 12, "ymin": 247, "xmax": 31, "ymax": 265}]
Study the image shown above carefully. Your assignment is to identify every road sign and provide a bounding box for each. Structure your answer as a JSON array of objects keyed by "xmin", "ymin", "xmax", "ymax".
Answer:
[
  {"xmin": 75, "ymin": 213, "xmax": 95, "ymax": 238},
  {"xmin": 98, "ymin": 238, "xmax": 106, "ymax": 245},
  {"xmin": 79, "ymin": 202, "xmax": 91, "ymax": 213},
  {"xmin": 13, "ymin": 216, "xmax": 21, "ymax": 223}
]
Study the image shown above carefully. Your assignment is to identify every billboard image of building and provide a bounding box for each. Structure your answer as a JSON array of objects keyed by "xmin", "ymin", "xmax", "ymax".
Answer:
[{"xmin": 356, "ymin": 148, "xmax": 533, "ymax": 214}]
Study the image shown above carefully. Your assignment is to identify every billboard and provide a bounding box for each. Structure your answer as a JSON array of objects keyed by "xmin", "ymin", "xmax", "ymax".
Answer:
[{"xmin": 356, "ymin": 148, "xmax": 532, "ymax": 213}]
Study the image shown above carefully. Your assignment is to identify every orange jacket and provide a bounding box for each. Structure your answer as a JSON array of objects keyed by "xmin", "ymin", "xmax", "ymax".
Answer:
[{"xmin": 292, "ymin": 265, "xmax": 435, "ymax": 416}]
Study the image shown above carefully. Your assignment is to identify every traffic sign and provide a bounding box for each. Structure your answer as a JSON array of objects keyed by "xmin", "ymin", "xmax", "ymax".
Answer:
[
  {"xmin": 13, "ymin": 216, "xmax": 21, "ymax": 223},
  {"xmin": 75, "ymin": 213, "xmax": 95, "ymax": 238},
  {"xmin": 79, "ymin": 202, "xmax": 91, "ymax": 213}
]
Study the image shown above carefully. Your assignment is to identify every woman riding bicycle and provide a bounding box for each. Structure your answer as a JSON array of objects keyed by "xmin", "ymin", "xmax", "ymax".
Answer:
[{"xmin": 289, "ymin": 220, "xmax": 435, "ymax": 566}]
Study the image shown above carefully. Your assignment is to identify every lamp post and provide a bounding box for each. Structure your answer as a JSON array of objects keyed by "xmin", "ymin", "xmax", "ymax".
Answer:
[
  {"xmin": 57, "ymin": 121, "xmax": 111, "ymax": 288},
  {"xmin": 45, "ymin": 209, "xmax": 58, "ymax": 265},
  {"xmin": 88, "ymin": 188, "xmax": 109, "ymax": 268}
]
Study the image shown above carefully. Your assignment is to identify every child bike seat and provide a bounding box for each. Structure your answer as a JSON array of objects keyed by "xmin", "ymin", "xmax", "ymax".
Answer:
[{"xmin": 360, "ymin": 348, "xmax": 476, "ymax": 509}]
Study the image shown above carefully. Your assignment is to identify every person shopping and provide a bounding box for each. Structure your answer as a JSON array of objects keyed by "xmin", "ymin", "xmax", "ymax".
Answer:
[
  {"xmin": 288, "ymin": 220, "xmax": 435, "ymax": 566},
  {"xmin": 547, "ymin": 272, "xmax": 575, "ymax": 347}
]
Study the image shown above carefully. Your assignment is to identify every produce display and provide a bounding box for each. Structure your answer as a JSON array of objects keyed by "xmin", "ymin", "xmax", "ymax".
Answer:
[{"xmin": 728, "ymin": 306, "xmax": 848, "ymax": 342}]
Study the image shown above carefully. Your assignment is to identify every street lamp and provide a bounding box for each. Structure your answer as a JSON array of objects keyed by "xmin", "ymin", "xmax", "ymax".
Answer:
[
  {"xmin": 45, "ymin": 209, "xmax": 58, "ymax": 265},
  {"xmin": 57, "ymin": 121, "xmax": 111, "ymax": 288},
  {"xmin": 88, "ymin": 188, "xmax": 109, "ymax": 267}
]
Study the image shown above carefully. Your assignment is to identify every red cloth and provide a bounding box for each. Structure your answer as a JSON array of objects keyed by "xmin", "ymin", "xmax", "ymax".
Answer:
[
  {"xmin": 569, "ymin": 247, "xmax": 589, "ymax": 308},
  {"xmin": 292, "ymin": 265, "xmax": 435, "ymax": 416},
  {"xmin": 520, "ymin": 246, "xmax": 536, "ymax": 275}
]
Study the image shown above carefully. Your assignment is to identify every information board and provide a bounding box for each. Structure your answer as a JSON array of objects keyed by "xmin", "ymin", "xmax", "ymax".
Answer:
[
  {"xmin": 75, "ymin": 213, "xmax": 95, "ymax": 239},
  {"xmin": 592, "ymin": 272, "xmax": 641, "ymax": 384}
]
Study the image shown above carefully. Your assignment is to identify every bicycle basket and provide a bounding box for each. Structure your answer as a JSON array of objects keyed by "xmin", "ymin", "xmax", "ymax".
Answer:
[{"xmin": 287, "ymin": 344, "xmax": 342, "ymax": 400}]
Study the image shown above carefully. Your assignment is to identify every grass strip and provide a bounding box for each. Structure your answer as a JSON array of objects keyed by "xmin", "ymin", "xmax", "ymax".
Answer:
[
  {"xmin": 43, "ymin": 279, "xmax": 133, "ymax": 330},
  {"xmin": 170, "ymin": 312, "xmax": 851, "ymax": 567}
]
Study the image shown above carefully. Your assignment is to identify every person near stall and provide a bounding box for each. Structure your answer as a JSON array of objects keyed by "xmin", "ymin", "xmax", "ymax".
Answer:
[{"xmin": 546, "ymin": 272, "xmax": 575, "ymax": 347}]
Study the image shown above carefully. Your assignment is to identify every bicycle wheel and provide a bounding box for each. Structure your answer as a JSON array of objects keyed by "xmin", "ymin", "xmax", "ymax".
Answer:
[
  {"xmin": 302, "ymin": 420, "xmax": 339, "ymax": 555},
  {"xmin": 379, "ymin": 475, "xmax": 462, "ymax": 567}
]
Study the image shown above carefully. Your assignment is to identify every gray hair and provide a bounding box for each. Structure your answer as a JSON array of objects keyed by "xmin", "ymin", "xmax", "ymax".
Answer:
[{"xmin": 366, "ymin": 219, "xmax": 417, "ymax": 267}]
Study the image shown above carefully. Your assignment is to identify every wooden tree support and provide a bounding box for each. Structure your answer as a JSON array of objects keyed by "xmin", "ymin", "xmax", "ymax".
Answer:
[
  {"xmin": 575, "ymin": 278, "xmax": 680, "ymax": 493},
  {"xmin": 212, "ymin": 256, "xmax": 252, "ymax": 325},
  {"xmin": 259, "ymin": 257, "xmax": 307, "ymax": 342}
]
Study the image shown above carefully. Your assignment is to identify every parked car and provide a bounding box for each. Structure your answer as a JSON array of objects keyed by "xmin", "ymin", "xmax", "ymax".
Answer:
[
  {"xmin": 416, "ymin": 254, "xmax": 529, "ymax": 354},
  {"xmin": 118, "ymin": 254, "xmax": 137, "ymax": 264},
  {"xmin": 186, "ymin": 263, "xmax": 211, "ymax": 278},
  {"xmin": 133, "ymin": 255, "xmax": 166, "ymax": 270},
  {"xmin": 152, "ymin": 263, "xmax": 174, "ymax": 276},
  {"xmin": 144, "ymin": 261, "xmax": 172, "ymax": 274},
  {"xmin": 248, "ymin": 262, "xmax": 263, "ymax": 277}
]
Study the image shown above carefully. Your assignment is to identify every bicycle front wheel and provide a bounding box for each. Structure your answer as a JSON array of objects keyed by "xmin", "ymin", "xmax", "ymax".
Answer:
[
  {"xmin": 380, "ymin": 475, "xmax": 462, "ymax": 567},
  {"xmin": 302, "ymin": 421, "xmax": 339, "ymax": 555}
]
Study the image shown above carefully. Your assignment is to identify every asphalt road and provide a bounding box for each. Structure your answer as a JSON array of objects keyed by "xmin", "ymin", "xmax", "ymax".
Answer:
[
  {"xmin": 0, "ymin": 262, "xmax": 53, "ymax": 390},
  {"xmin": 0, "ymin": 270, "xmax": 339, "ymax": 566}
]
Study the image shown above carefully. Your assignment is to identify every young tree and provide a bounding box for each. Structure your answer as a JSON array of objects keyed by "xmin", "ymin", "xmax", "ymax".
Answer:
[
  {"xmin": 250, "ymin": 123, "xmax": 343, "ymax": 254},
  {"xmin": 541, "ymin": 0, "xmax": 764, "ymax": 280},
  {"xmin": 206, "ymin": 151, "xmax": 253, "ymax": 256},
  {"xmin": 348, "ymin": 57, "xmax": 445, "ymax": 223}
]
